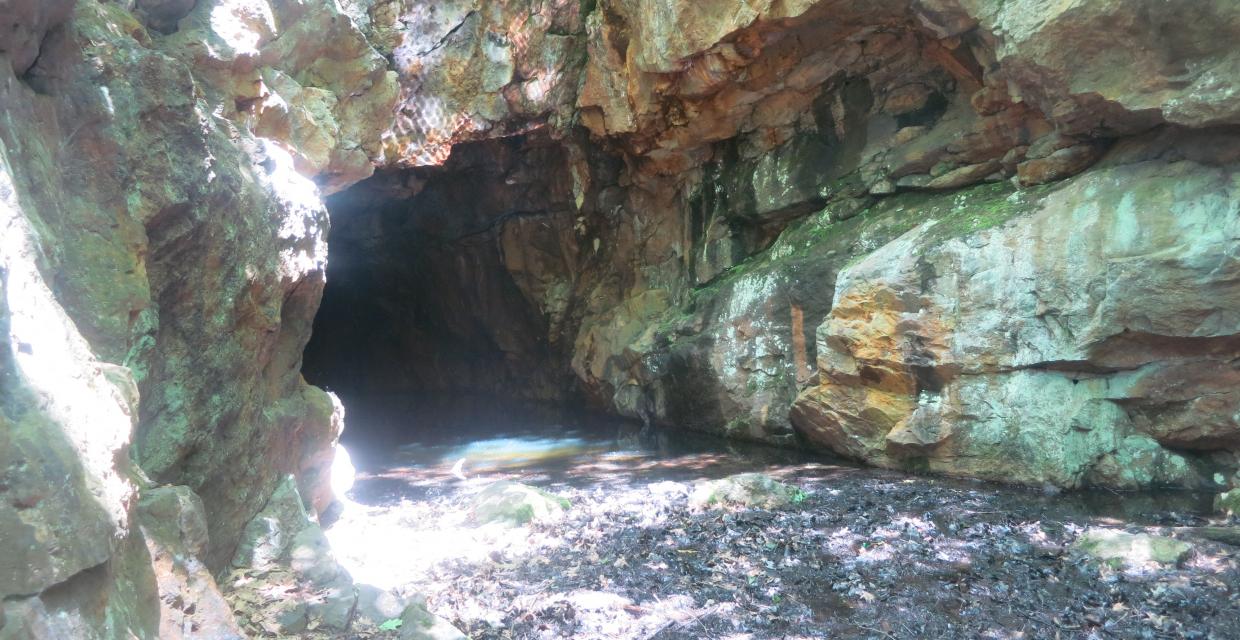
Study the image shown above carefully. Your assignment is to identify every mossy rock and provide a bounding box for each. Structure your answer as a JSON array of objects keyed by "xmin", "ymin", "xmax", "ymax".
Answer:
[
  {"xmin": 1074, "ymin": 528, "xmax": 1192, "ymax": 568},
  {"xmin": 689, "ymin": 473, "xmax": 798, "ymax": 510},
  {"xmin": 469, "ymin": 481, "xmax": 570, "ymax": 527},
  {"xmin": 1216, "ymin": 489, "xmax": 1240, "ymax": 517},
  {"xmin": 397, "ymin": 599, "xmax": 468, "ymax": 640}
]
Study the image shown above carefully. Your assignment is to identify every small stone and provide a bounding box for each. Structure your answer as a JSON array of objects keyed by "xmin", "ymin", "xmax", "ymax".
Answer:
[
  {"xmin": 232, "ymin": 476, "xmax": 314, "ymax": 570},
  {"xmin": 884, "ymin": 84, "xmax": 934, "ymax": 116},
  {"xmin": 276, "ymin": 602, "xmax": 310, "ymax": 634},
  {"xmin": 354, "ymin": 585, "xmax": 409, "ymax": 626},
  {"xmin": 926, "ymin": 161, "xmax": 1001, "ymax": 190},
  {"xmin": 1016, "ymin": 143, "xmax": 1105, "ymax": 186},
  {"xmin": 1074, "ymin": 529, "xmax": 1192, "ymax": 568},
  {"xmin": 307, "ymin": 576, "xmax": 357, "ymax": 631},
  {"xmin": 690, "ymin": 473, "xmax": 798, "ymax": 510},
  {"xmin": 895, "ymin": 173, "xmax": 933, "ymax": 189},
  {"xmin": 892, "ymin": 126, "xmax": 929, "ymax": 145},
  {"xmin": 288, "ymin": 524, "xmax": 344, "ymax": 586},
  {"xmin": 869, "ymin": 179, "xmax": 897, "ymax": 195},
  {"xmin": 398, "ymin": 600, "xmax": 469, "ymax": 640},
  {"xmin": 136, "ymin": 0, "xmax": 195, "ymax": 34},
  {"xmin": 468, "ymin": 481, "xmax": 570, "ymax": 526},
  {"xmin": 1000, "ymin": 145, "xmax": 1028, "ymax": 170},
  {"xmin": 1026, "ymin": 132, "xmax": 1078, "ymax": 160}
]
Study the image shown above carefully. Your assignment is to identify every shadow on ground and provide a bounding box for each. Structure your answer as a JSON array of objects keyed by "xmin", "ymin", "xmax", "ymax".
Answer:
[{"xmin": 324, "ymin": 405, "xmax": 1238, "ymax": 640}]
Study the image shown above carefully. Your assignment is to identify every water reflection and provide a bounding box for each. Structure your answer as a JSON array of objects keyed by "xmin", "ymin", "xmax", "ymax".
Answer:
[
  {"xmin": 337, "ymin": 394, "xmax": 828, "ymax": 504},
  {"xmin": 336, "ymin": 393, "xmax": 1216, "ymax": 523}
]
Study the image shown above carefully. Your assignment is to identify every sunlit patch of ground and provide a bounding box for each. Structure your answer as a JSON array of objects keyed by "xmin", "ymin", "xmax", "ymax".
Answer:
[{"xmin": 326, "ymin": 424, "xmax": 1240, "ymax": 639}]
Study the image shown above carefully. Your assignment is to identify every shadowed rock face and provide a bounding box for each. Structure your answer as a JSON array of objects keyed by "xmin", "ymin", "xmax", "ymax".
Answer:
[
  {"xmin": 2, "ymin": 0, "xmax": 1240, "ymax": 636},
  {"xmin": 0, "ymin": 0, "xmax": 75, "ymax": 76}
]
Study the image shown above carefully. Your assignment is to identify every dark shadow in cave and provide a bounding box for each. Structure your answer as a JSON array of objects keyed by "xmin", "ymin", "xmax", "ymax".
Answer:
[{"xmin": 302, "ymin": 134, "xmax": 588, "ymax": 458}]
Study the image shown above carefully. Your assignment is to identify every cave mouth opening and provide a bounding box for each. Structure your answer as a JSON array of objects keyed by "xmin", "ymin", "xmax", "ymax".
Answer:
[{"xmin": 302, "ymin": 134, "xmax": 604, "ymax": 461}]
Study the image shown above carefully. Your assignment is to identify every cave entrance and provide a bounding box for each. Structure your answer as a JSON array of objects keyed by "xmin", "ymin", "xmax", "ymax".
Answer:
[{"xmin": 302, "ymin": 134, "xmax": 591, "ymax": 461}]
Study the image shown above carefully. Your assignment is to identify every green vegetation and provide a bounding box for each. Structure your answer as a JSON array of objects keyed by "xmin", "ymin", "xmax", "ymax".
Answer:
[{"xmin": 724, "ymin": 416, "xmax": 753, "ymax": 434}]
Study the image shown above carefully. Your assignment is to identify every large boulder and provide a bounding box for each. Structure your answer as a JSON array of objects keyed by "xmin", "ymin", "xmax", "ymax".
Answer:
[
  {"xmin": 0, "ymin": 118, "xmax": 159, "ymax": 638},
  {"xmin": 791, "ymin": 137, "xmax": 1240, "ymax": 488},
  {"xmin": 1, "ymin": 1, "xmax": 377, "ymax": 633},
  {"xmin": 136, "ymin": 486, "xmax": 243, "ymax": 640}
]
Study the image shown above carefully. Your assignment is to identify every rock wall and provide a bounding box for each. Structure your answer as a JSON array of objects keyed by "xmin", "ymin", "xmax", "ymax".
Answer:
[
  {"xmin": 1, "ymin": 0, "xmax": 391, "ymax": 635},
  {"xmin": 313, "ymin": 0, "xmax": 1240, "ymax": 487},
  {"xmin": 2, "ymin": 0, "xmax": 1239, "ymax": 636},
  {"xmin": 791, "ymin": 135, "xmax": 1240, "ymax": 487}
]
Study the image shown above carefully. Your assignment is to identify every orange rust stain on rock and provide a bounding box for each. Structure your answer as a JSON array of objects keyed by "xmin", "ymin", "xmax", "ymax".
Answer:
[{"xmin": 790, "ymin": 303, "xmax": 812, "ymax": 385}]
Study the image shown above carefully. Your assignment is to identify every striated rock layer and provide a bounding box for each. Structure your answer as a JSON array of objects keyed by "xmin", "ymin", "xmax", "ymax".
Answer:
[
  {"xmin": 791, "ymin": 136, "xmax": 1240, "ymax": 487},
  {"xmin": 1, "ymin": 0, "xmax": 1239, "ymax": 636}
]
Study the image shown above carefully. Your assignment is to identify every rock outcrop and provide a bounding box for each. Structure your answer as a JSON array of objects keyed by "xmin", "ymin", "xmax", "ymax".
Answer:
[
  {"xmin": 3, "ymin": 0, "xmax": 1240, "ymax": 636},
  {"xmin": 792, "ymin": 135, "xmax": 1240, "ymax": 487}
]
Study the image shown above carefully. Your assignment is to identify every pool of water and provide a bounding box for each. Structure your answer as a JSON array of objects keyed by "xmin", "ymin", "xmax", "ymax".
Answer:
[{"xmin": 337, "ymin": 396, "xmax": 1216, "ymax": 525}]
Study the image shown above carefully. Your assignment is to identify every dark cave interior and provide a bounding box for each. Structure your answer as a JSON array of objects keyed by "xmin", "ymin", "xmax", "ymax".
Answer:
[{"xmin": 302, "ymin": 135, "xmax": 587, "ymax": 445}]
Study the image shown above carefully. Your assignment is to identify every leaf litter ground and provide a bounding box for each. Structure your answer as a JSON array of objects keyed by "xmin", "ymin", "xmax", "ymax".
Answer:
[{"xmin": 325, "ymin": 424, "xmax": 1240, "ymax": 640}]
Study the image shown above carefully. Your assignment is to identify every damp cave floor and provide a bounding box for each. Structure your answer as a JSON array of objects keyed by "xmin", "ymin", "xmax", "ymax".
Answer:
[{"xmin": 318, "ymin": 407, "xmax": 1240, "ymax": 640}]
